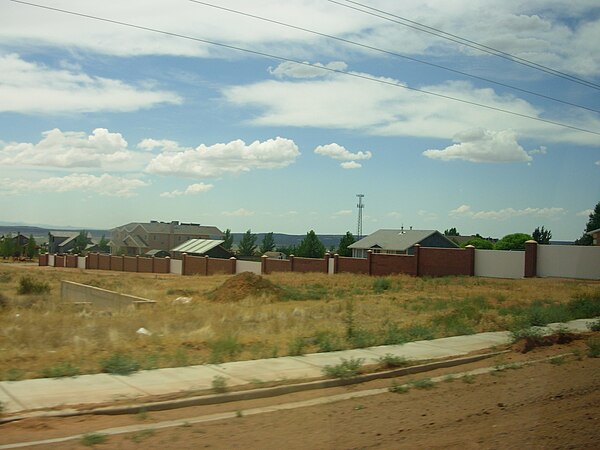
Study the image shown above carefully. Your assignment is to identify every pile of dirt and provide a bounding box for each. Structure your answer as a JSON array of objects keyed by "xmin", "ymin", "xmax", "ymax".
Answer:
[
  {"xmin": 208, "ymin": 272, "xmax": 282, "ymax": 302},
  {"xmin": 512, "ymin": 331, "xmax": 582, "ymax": 353}
]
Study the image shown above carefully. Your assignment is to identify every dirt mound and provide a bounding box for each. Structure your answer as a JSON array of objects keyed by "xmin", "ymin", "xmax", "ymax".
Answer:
[
  {"xmin": 512, "ymin": 331, "xmax": 582, "ymax": 353},
  {"xmin": 208, "ymin": 272, "xmax": 282, "ymax": 302}
]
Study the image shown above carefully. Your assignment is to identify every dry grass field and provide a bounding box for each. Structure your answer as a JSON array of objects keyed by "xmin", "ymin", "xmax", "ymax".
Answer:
[{"xmin": 0, "ymin": 262, "xmax": 599, "ymax": 381}]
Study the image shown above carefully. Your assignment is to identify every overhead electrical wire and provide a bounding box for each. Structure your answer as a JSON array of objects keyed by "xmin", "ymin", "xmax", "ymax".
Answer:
[
  {"xmin": 188, "ymin": 0, "xmax": 600, "ymax": 115},
  {"xmin": 329, "ymin": 0, "xmax": 600, "ymax": 91},
  {"xmin": 7, "ymin": 0, "xmax": 600, "ymax": 137}
]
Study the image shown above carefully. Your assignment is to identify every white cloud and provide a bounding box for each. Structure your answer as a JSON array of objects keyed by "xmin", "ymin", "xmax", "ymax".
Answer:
[
  {"xmin": 268, "ymin": 61, "xmax": 348, "ymax": 78},
  {"xmin": 529, "ymin": 146, "xmax": 547, "ymax": 155},
  {"xmin": 1, "ymin": 174, "xmax": 147, "ymax": 197},
  {"xmin": 576, "ymin": 209, "xmax": 593, "ymax": 217},
  {"xmin": 146, "ymin": 137, "xmax": 300, "ymax": 178},
  {"xmin": 314, "ymin": 143, "xmax": 372, "ymax": 161},
  {"xmin": 0, "ymin": 54, "xmax": 181, "ymax": 114},
  {"xmin": 341, "ymin": 161, "xmax": 362, "ymax": 169},
  {"xmin": 596, "ymin": 160, "xmax": 600, "ymax": 166},
  {"xmin": 223, "ymin": 73, "xmax": 600, "ymax": 146},
  {"xmin": 0, "ymin": 128, "xmax": 149, "ymax": 171},
  {"xmin": 333, "ymin": 210, "xmax": 353, "ymax": 216},
  {"xmin": 222, "ymin": 208, "xmax": 254, "ymax": 217},
  {"xmin": 450, "ymin": 204, "xmax": 565, "ymax": 220},
  {"xmin": 417, "ymin": 210, "xmax": 439, "ymax": 221},
  {"xmin": 160, "ymin": 182, "xmax": 214, "ymax": 198},
  {"xmin": 423, "ymin": 129, "xmax": 533, "ymax": 163}
]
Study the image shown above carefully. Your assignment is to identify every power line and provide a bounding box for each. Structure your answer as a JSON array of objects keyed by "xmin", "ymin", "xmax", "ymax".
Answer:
[
  {"xmin": 8, "ymin": 0, "xmax": 600, "ymax": 137},
  {"xmin": 329, "ymin": 0, "xmax": 600, "ymax": 91},
  {"xmin": 188, "ymin": 0, "xmax": 600, "ymax": 115}
]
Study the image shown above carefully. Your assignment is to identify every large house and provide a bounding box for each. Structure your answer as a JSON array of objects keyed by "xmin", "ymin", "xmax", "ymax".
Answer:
[
  {"xmin": 110, "ymin": 221, "xmax": 223, "ymax": 256},
  {"xmin": 348, "ymin": 228, "xmax": 459, "ymax": 258},
  {"xmin": 48, "ymin": 231, "xmax": 92, "ymax": 254},
  {"xmin": 588, "ymin": 228, "xmax": 600, "ymax": 246}
]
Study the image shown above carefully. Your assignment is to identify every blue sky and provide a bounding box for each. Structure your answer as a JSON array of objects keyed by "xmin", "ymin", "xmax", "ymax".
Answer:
[{"xmin": 0, "ymin": 0, "xmax": 599, "ymax": 240}]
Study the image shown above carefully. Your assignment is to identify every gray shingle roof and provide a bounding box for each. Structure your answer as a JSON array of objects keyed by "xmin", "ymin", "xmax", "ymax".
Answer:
[
  {"xmin": 348, "ymin": 229, "xmax": 439, "ymax": 251},
  {"xmin": 116, "ymin": 221, "xmax": 222, "ymax": 237}
]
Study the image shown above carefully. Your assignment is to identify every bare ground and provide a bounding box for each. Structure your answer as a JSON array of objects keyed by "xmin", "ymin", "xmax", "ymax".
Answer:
[{"xmin": 1, "ymin": 335, "xmax": 599, "ymax": 449}]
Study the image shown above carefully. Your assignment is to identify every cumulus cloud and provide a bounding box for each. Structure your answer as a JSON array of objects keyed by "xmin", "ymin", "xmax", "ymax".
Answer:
[
  {"xmin": 1, "ymin": 173, "xmax": 147, "ymax": 197},
  {"xmin": 314, "ymin": 143, "xmax": 371, "ymax": 169},
  {"xmin": 146, "ymin": 137, "xmax": 300, "ymax": 178},
  {"xmin": 576, "ymin": 209, "xmax": 593, "ymax": 217},
  {"xmin": 268, "ymin": 61, "xmax": 348, "ymax": 78},
  {"xmin": 0, "ymin": 128, "xmax": 149, "ymax": 171},
  {"xmin": 222, "ymin": 208, "xmax": 254, "ymax": 217},
  {"xmin": 0, "ymin": 53, "xmax": 181, "ymax": 114},
  {"xmin": 596, "ymin": 160, "xmax": 600, "ymax": 166},
  {"xmin": 450, "ymin": 204, "xmax": 565, "ymax": 220},
  {"xmin": 160, "ymin": 182, "xmax": 214, "ymax": 198},
  {"xmin": 423, "ymin": 129, "xmax": 533, "ymax": 163},
  {"xmin": 333, "ymin": 210, "xmax": 353, "ymax": 216}
]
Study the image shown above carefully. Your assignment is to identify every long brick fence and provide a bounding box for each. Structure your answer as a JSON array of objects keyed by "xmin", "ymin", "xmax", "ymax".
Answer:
[{"xmin": 38, "ymin": 241, "xmax": 600, "ymax": 280}]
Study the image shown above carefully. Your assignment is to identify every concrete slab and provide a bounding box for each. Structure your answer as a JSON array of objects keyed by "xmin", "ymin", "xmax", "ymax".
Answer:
[
  {"xmin": 0, "ymin": 384, "xmax": 26, "ymax": 413},
  {"xmin": 549, "ymin": 319, "xmax": 595, "ymax": 332},
  {"xmin": 0, "ymin": 374, "xmax": 144, "ymax": 411},
  {"xmin": 111, "ymin": 365, "xmax": 247, "ymax": 396},
  {"xmin": 365, "ymin": 342, "xmax": 465, "ymax": 361},
  {"xmin": 207, "ymin": 357, "xmax": 322, "ymax": 383},
  {"xmin": 417, "ymin": 334, "xmax": 510, "ymax": 353},
  {"xmin": 291, "ymin": 348, "xmax": 382, "ymax": 368}
]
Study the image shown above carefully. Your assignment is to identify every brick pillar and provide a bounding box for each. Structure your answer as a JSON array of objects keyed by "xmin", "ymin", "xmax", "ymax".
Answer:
[
  {"xmin": 333, "ymin": 254, "xmax": 339, "ymax": 274},
  {"xmin": 230, "ymin": 256, "xmax": 236, "ymax": 274},
  {"xmin": 414, "ymin": 244, "xmax": 421, "ymax": 277},
  {"xmin": 261, "ymin": 254, "xmax": 268, "ymax": 275},
  {"xmin": 165, "ymin": 256, "xmax": 171, "ymax": 274},
  {"xmin": 524, "ymin": 240, "xmax": 538, "ymax": 278},
  {"xmin": 367, "ymin": 250, "xmax": 373, "ymax": 276},
  {"xmin": 290, "ymin": 254, "xmax": 295, "ymax": 272},
  {"xmin": 205, "ymin": 255, "xmax": 209, "ymax": 276},
  {"xmin": 465, "ymin": 245, "xmax": 475, "ymax": 276}
]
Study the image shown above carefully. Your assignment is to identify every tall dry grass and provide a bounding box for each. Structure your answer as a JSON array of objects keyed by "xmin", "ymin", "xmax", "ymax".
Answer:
[{"xmin": 0, "ymin": 263, "xmax": 598, "ymax": 380}]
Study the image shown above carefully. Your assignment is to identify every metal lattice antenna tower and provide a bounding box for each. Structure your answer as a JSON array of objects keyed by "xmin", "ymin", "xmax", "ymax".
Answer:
[{"xmin": 356, "ymin": 194, "xmax": 365, "ymax": 239}]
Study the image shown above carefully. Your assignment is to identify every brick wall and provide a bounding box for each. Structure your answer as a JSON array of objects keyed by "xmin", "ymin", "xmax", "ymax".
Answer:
[
  {"xmin": 291, "ymin": 255, "xmax": 328, "ymax": 273},
  {"xmin": 334, "ymin": 255, "xmax": 368, "ymax": 274},
  {"xmin": 370, "ymin": 253, "xmax": 417, "ymax": 276},
  {"xmin": 419, "ymin": 247, "xmax": 474, "ymax": 277},
  {"xmin": 138, "ymin": 257, "xmax": 154, "ymax": 273}
]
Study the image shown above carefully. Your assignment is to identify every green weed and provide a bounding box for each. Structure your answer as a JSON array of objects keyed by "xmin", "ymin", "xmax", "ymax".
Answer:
[
  {"xmin": 287, "ymin": 336, "xmax": 306, "ymax": 356},
  {"xmin": 586, "ymin": 337, "xmax": 600, "ymax": 358},
  {"xmin": 373, "ymin": 277, "xmax": 392, "ymax": 294},
  {"xmin": 208, "ymin": 335, "xmax": 242, "ymax": 364},
  {"xmin": 130, "ymin": 429, "xmax": 155, "ymax": 443},
  {"xmin": 212, "ymin": 375, "xmax": 228, "ymax": 393},
  {"xmin": 411, "ymin": 378, "xmax": 435, "ymax": 389},
  {"xmin": 81, "ymin": 433, "xmax": 107, "ymax": 446},
  {"xmin": 377, "ymin": 354, "xmax": 410, "ymax": 369},
  {"xmin": 40, "ymin": 362, "xmax": 79, "ymax": 378},
  {"xmin": 462, "ymin": 374, "xmax": 476, "ymax": 384},
  {"xmin": 587, "ymin": 318, "xmax": 600, "ymax": 332},
  {"xmin": 17, "ymin": 276, "xmax": 50, "ymax": 295},
  {"xmin": 549, "ymin": 356, "xmax": 566, "ymax": 365},
  {"xmin": 314, "ymin": 331, "xmax": 344, "ymax": 352},
  {"xmin": 100, "ymin": 352, "xmax": 140, "ymax": 375},
  {"xmin": 388, "ymin": 381, "xmax": 409, "ymax": 393},
  {"xmin": 322, "ymin": 357, "xmax": 364, "ymax": 379}
]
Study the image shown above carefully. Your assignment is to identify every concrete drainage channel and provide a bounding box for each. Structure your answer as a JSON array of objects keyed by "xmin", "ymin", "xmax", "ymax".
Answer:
[
  {"xmin": 0, "ymin": 350, "xmax": 507, "ymax": 425},
  {"xmin": 0, "ymin": 352, "xmax": 569, "ymax": 450}
]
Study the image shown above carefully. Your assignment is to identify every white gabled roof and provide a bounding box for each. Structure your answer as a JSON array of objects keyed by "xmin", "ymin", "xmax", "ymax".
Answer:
[{"xmin": 171, "ymin": 238, "xmax": 225, "ymax": 254}]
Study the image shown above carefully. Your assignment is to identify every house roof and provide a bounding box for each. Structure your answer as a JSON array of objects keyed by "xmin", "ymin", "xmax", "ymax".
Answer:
[
  {"xmin": 114, "ymin": 221, "xmax": 222, "ymax": 237},
  {"xmin": 171, "ymin": 238, "xmax": 225, "ymax": 254},
  {"xmin": 587, "ymin": 228, "xmax": 600, "ymax": 235},
  {"xmin": 348, "ymin": 229, "xmax": 454, "ymax": 251}
]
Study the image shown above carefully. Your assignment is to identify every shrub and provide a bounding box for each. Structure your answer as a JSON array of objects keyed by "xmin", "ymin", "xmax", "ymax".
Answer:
[
  {"xmin": 17, "ymin": 276, "xmax": 50, "ymax": 295},
  {"xmin": 389, "ymin": 381, "xmax": 409, "ymax": 394},
  {"xmin": 322, "ymin": 357, "xmax": 364, "ymax": 379},
  {"xmin": 377, "ymin": 354, "xmax": 410, "ymax": 369},
  {"xmin": 288, "ymin": 337, "xmax": 306, "ymax": 356},
  {"xmin": 41, "ymin": 362, "xmax": 79, "ymax": 378},
  {"xmin": 208, "ymin": 335, "xmax": 242, "ymax": 364},
  {"xmin": 81, "ymin": 433, "xmax": 107, "ymax": 446},
  {"xmin": 587, "ymin": 318, "xmax": 600, "ymax": 332},
  {"xmin": 314, "ymin": 331, "xmax": 344, "ymax": 352},
  {"xmin": 587, "ymin": 337, "xmax": 600, "ymax": 358},
  {"xmin": 212, "ymin": 375, "xmax": 228, "ymax": 393},
  {"xmin": 510, "ymin": 325, "xmax": 544, "ymax": 344},
  {"xmin": 100, "ymin": 352, "xmax": 140, "ymax": 375},
  {"xmin": 568, "ymin": 293, "xmax": 600, "ymax": 319},
  {"xmin": 373, "ymin": 277, "xmax": 391, "ymax": 294},
  {"xmin": 462, "ymin": 374, "xmax": 476, "ymax": 384},
  {"xmin": 411, "ymin": 378, "xmax": 435, "ymax": 389}
]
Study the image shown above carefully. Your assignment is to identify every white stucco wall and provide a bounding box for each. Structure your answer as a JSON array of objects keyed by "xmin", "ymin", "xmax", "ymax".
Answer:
[
  {"xmin": 170, "ymin": 258, "xmax": 182, "ymax": 275},
  {"xmin": 537, "ymin": 245, "xmax": 600, "ymax": 280},
  {"xmin": 236, "ymin": 260, "xmax": 261, "ymax": 275},
  {"xmin": 474, "ymin": 249, "xmax": 524, "ymax": 279},
  {"xmin": 78, "ymin": 256, "xmax": 87, "ymax": 269}
]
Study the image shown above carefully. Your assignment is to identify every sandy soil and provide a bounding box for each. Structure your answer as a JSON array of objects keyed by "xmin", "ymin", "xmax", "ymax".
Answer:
[{"xmin": 1, "ymin": 336, "xmax": 599, "ymax": 450}]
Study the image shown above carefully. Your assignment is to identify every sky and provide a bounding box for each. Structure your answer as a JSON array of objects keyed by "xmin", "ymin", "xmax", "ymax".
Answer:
[{"xmin": 0, "ymin": 0, "xmax": 599, "ymax": 240}]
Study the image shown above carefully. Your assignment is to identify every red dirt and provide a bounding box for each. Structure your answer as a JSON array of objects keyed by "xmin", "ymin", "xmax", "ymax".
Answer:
[
  {"xmin": 1, "ymin": 336, "xmax": 599, "ymax": 449},
  {"xmin": 208, "ymin": 272, "xmax": 282, "ymax": 302}
]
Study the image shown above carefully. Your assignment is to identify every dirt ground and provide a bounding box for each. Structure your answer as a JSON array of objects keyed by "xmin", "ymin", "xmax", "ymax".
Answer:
[{"xmin": 1, "ymin": 336, "xmax": 599, "ymax": 450}]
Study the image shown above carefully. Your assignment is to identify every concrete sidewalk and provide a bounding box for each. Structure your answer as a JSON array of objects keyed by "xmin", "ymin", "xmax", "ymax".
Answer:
[{"xmin": 0, "ymin": 319, "xmax": 594, "ymax": 415}]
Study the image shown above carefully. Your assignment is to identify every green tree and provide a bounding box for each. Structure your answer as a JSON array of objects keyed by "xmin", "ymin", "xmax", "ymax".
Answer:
[
  {"xmin": 444, "ymin": 227, "xmax": 460, "ymax": 236},
  {"xmin": 237, "ymin": 229, "xmax": 257, "ymax": 257},
  {"xmin": 259, "ymin": 232, "xmax": 276, "ymax": 254},
  {"xmin": 574, "ymin": 201, "xmax": 600, "ymax": 245},
  {"xmin": 494, "ymin": 233, "xmax": 532, "ymax": 251},
  {"xmin": 71, "ymin": 231, "xmax": 91, "ymax": 254},
  {"xmin": 296, "ymin": 230, "xmax": 326, "ymax": 258},
  {"xmin": 532, "ymin": 226, "xmax": 552, "ymax": 244},
  {"xmin": 461, "ymin": 236, "xmax": 494, "ymax": 249},
  {"xmin": 1, "ymin": 233, "xmax": 16, "ymax": 258},
  {"xmin": 222, "ymin": 228, "xmax": 234, "ymax": 250},
  {"xmin": 276, "ymin": 244, "xmax": 298, "ymax": 257},
  {"xmin": 98, "ymin": 235, "xmax": 110, "ymax": 253},
  {"xmin": 337, "ymin": 231, "xmax": 356, "ymax": 257},
  {"xmin": 25, "ymin": 234, "xmax": 37, "ymax": 258}
]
